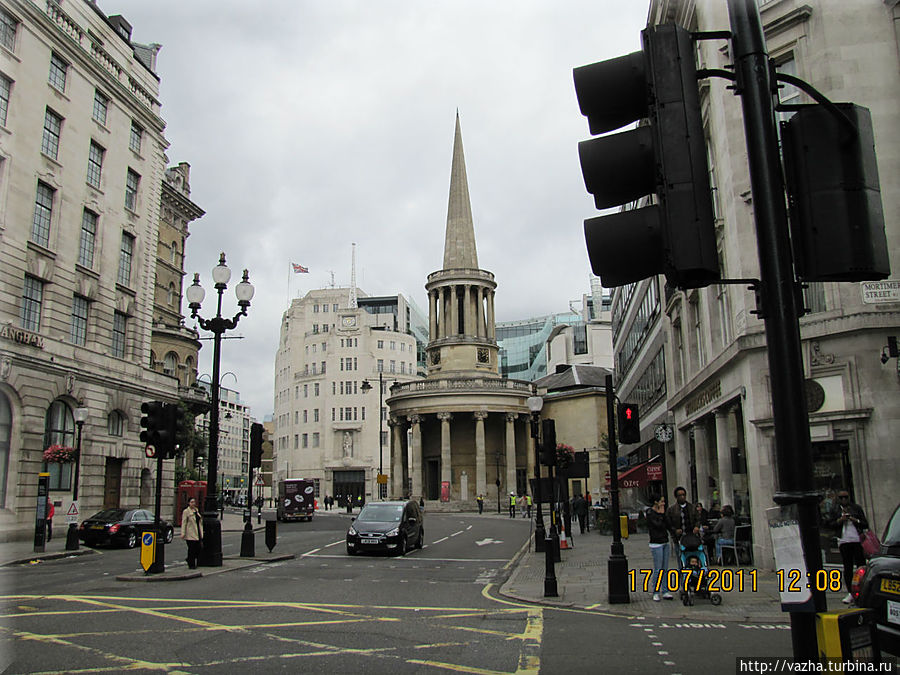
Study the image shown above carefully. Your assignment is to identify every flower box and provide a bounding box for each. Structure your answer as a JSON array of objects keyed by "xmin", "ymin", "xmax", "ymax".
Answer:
[{"xmin": 43, "ymin": 444, "xmax": 76, "ymax": 464}]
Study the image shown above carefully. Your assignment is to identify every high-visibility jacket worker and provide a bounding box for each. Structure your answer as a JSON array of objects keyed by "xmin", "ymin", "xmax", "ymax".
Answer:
[{"xmin": 509, "ymin": 493, "xmax": 516, "ymax": 518}]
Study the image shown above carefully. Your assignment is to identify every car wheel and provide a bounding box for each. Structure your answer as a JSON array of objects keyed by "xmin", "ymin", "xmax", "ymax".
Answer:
[
  {"xmin": 710, "ymin": 593, "xmax": 722, "ymax": 606},
  {"xmin": 415, "ymin": 528, "xmax": 424, "ymax": 549},
  {"xmin": 165, "ymin": 527, "xmax": 174, "ymax": 544},
  {"xmin": 126, "ymin": 532, "xmax": 137, "ymax": 549},
  {"xmin": 346, "ymin": 547, "xmax": 355, "ymax": 556}
]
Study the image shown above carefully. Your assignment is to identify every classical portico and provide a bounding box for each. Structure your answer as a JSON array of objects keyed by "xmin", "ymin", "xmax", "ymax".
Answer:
[{"xmin": 387, "ymin": 113, "xmax": 532, "ymax": 507}]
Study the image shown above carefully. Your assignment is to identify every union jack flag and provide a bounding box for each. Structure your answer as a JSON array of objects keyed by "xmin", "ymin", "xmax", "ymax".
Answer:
[{"xmin": 291, "ymin": 262, "xmax": 309, "ymax": 274}]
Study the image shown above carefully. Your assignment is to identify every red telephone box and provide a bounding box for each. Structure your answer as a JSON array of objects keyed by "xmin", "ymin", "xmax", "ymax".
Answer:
[{"xmin": 176, "ymin": 480, "xmax": 207, "ymax": 526}]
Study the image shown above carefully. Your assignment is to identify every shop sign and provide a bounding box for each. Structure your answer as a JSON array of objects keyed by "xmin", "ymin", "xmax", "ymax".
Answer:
[{"xmin": 1, "ymin": 323, "xmax": 44, "ymax": 348}]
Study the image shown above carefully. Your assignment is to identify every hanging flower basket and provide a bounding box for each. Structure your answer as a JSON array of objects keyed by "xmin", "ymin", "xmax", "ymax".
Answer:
[
  {"xmin": 43, "ymin": 444, "xmax": 76, "ymax": 464},
  {"xmin": 556, "ymin": 443, "xmax": 575, "ymax": 470}
]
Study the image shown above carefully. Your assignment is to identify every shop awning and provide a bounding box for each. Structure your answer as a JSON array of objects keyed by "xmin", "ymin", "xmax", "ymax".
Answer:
[{"xmin": 606, "ymin": 456, "xmax": 663, "ymax": 489}]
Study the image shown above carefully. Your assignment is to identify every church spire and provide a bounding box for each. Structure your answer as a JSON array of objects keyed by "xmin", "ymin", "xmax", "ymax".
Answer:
[{"xmin": 442, "ymin": 112, "xmax": 479, "ymax": 270}]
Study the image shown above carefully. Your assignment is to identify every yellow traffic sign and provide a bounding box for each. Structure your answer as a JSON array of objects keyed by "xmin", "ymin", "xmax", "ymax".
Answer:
[
  {"xmin": 376, "ymin": 473, "xmax": 388, "ymax": 485},
  {"xmin": 140, "ymin": 531, "xmax": 156, "ymax": 572}
]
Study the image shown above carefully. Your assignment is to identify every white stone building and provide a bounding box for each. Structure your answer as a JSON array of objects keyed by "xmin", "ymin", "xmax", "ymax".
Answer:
[
  {"xmin": 194, "ymin": 382, "xmax": 251, "ymax": 502},
  {"xmin": 273, "ymin": 288, "xmax": 425, "ymax": 503},
  {"xmin": 0, "ymin": 1, "xmax": 179, "ymax": 539}
]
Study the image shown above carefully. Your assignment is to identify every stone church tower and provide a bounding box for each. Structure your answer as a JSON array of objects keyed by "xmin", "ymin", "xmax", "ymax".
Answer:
[{"xmin": 388, "ymin": 114, "xmax": 533, "ymax": 508}]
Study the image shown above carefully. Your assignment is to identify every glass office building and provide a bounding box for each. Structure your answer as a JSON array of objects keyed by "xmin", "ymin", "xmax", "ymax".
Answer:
[{"xmin": 497, "ymin": 312, "xmax": 582, "ymax": 381}]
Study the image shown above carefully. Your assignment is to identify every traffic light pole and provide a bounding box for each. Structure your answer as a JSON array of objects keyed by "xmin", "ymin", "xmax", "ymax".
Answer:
[
  {"xmin": 605, "ymin": 374, "xmax": 629, "ymax": 604},
  {"xmin": 727, "ymin": 0, "xmax": 826, "ymax": 658}
]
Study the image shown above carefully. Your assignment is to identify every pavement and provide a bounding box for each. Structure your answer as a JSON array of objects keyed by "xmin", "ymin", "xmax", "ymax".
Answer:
[{"xmin": 2, "ymin": 507, "xmax": 849, "ymax": 621}]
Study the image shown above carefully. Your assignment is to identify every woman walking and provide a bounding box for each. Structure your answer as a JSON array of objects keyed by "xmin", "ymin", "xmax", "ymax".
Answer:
[
  {"xmin": 181, "ymin": 497, "xmax": 204, "ymax": 569},
  {"xmin": 647, "ymin": 495, "xmax": 673, "ymax": 601}
]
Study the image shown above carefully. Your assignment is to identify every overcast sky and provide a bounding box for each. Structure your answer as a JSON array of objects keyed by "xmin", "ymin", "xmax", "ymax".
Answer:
[{"xmin": 103, "ymin": 1, "xmax": 649, "ymax": 419}]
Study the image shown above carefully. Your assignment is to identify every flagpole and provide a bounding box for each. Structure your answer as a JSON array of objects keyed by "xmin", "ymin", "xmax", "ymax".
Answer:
[{"xmin": 287, "ymin": 261, "xmax": 291, "ymax": 310}]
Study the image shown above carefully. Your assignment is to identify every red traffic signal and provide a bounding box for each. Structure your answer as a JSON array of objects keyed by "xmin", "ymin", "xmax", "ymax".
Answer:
[{"xmin": 617, "ymin": 403, "xmax": 641, "ymax": 445}]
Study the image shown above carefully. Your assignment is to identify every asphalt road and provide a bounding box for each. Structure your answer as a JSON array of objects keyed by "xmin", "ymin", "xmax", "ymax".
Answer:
[{"xmin": 2, "ymin": 512, "xmax": 792, "ymax": 674}]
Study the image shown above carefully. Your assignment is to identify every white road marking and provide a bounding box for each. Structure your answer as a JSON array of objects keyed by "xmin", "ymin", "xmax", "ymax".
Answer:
[
  {"xmin": 450, "ymin": 530, "xmax": 464, "ymax": 537},
  {"xmin": 475, "ymin": 538, "xmax": 503, "ymax": 546}
]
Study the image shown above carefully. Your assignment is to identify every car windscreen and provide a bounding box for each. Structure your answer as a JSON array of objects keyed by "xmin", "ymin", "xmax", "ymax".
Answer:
[
  {"xmin": 357, "ymin": 505, "xmax": 403, "ymax": 522},
  {"xmin": 90, "ymin": 509, "xmax": 129, "ymax": 521},
  {"xmin": 882, "ymin": 504, "xmax": 900, "ymax": 547}
]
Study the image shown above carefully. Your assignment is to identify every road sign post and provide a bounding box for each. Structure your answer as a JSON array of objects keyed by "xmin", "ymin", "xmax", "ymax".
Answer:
[
  {"xmin": 33, "ymin": 473, "xmax": 50, "ymax": 553},
  {"xmin": 141, "ymin": 531, "xmax": 156, "ymax": 573}
]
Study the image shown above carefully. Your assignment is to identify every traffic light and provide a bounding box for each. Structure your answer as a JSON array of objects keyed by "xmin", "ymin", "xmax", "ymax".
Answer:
[
  {"xmin": 140, "ymin": 400, "xmax": 165, "ymax": 450},
  {"xmin": 618, "ymin": 403, "xmax": 641, "ymax": 445},
  {"xmin": 250, "ymin": 422, "xmax": 263, "ymax": 470},
  {"xmin": 574, "ymin": 23, "xmax": 719, "ymax": 289},
  {"xmin": 781, "ymin": 103, "xmax": 889, "ymax": 282},
  {"xmin": 540, "ymin": 418, "xmax": 557, "ymax": 466}
]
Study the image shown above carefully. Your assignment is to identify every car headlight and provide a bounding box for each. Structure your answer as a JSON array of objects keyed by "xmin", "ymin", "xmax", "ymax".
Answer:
[
  {"xmin": 348, "ymin": 526, "xmax": 357, "ymax": 536},
  {"xmin": 387, "ymin": 528, "xmax": 399, "ymax": 537}
]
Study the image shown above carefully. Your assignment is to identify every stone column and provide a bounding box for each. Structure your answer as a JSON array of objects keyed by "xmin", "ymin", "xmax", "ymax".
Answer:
[
  {"xmin": 675, "ymin": 425, "xmax": 691, "ymax": 497},
  {"xmin": 429, "ymin": 291, "xmax": 437, "ymax": 340},
  {"xmin": 409, "ymin": 414, "xmax": 423, "ymax": 499},
  {"xmin": 505, "ymin": 413, "xmax": 518, "ymax": 495},
  {"xmin": 474, "ymin": 411, "xmax": 488, "ymax": 498},
  {"xmin": 476, "ymin": 287, "xmax": 485, "ymax": 338},
  {"xmin": 437, "ymin": 412, "xmax": 452, "ymax": 496},
  {"xmin": 715, "ymin": 407, "xmax": 734, "ymax": 509},
  {"xmin": 390, "ymin": 416, "xmax": 404, "ymax": 499},
  {"xmin": 487, "ymin": 290, "xmax": 495, "ymax": 340},
  {"xmin": 463, "ymin": 285, "xmax": 471, "ymax": 336},
  {"xmin": 450, "ymin": 286, "xmax": 459, "ymax": 336},
  {"xmin": 693, "ymin": 421, "xmax": 711, "ymax": 508}
]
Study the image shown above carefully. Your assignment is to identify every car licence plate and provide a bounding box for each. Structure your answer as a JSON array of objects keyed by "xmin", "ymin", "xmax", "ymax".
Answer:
[
  {"xmin": 361, "ymin": 538, "xmax": 380, "ymax": 544},
  {"xmin": 91, "ymin": 525, "xmax": 104, "ymax": 530},
  {"xmin": 888, "ymin": 600, "xmax": 900, "ymax": 626},
  {"xmin": 881, "ymin": 578, "xmax": 900, "ymax": 596}
]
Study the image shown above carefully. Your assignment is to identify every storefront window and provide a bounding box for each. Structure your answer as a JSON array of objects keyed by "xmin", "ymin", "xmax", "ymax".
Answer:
[
  {"xmin": 0, "ymin": 392, "xmax": 11, "ymax": 508},
  {"xmin": 43, "ymin": 400, "xmax": 74, "ymax": 490}
]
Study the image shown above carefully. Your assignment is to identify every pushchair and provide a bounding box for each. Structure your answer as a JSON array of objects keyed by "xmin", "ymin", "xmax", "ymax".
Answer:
[{"xmin": 678, "ymin": 533, "xmax": 722, "ymax": 606}]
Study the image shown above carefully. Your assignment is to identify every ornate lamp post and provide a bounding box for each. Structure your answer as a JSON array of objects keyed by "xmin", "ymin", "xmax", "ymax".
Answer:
[
  {"xmin": 186, "ymin": 253, "xmax": 254, "ymax": 567},
  {"xmin": 526, "ymin": 395, "xmax": 546, "ymax": 553},
  {"xmin": 64, "ymin": 406, "xmax": 89, "ymax": 551}
]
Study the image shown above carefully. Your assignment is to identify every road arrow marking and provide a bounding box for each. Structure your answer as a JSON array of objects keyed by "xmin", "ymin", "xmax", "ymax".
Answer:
[{"xmin": 475, "ymin": 538, "xmax": 502, "ymax": 546}]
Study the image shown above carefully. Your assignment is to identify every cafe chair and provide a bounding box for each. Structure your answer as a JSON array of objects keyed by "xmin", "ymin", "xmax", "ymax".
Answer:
[{"xmin": 719, "ymin": 524, "xmax": 753, "ymax": 566}]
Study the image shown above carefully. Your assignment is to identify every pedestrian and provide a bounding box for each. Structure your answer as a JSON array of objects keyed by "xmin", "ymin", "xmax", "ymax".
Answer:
[
  {"xmin": 419, "ymin": 496, "xmax": 425, "ymax": 511},
  {"xmin": 508, "ymin": 492, "xmax": 516, "ymax": 518},
  {"xmin": 824, "ymin": 490, "xmax": 869, "ymax": 604},
  {"xmin": 476, "ymin": 494, "xmax": 484, "ymax": 514},
  {"xmin": 665, "ymin": 486, "xmax": 700, "ymax": 560},
  {"xmin": 647, "ymin": 495, "xmax": 674, "ymax": 601},
  {"xmin": 526, "ymin": 494, "xmax": 533, "ymax": 519},
  {"xmin": 180, "ymin": 497, "xmax": 203, "ymax": 569},
  {"xmin": 519, "ymin": 494, "xmax": 528, "ymax": 518},
  {"xmin": 572, "ymin": 492, "xmax": 588, "ymax": 534},
  {"xmin": 695, "ymin": 502, "xmax": 710, "ymax": 528},
  {"xmin": 711, "ymin": 505, "xmax": 736, "ymax": 565},
  {"xmin": 45, "ymin": 497, "xmax": 54, "ymax": 542}
]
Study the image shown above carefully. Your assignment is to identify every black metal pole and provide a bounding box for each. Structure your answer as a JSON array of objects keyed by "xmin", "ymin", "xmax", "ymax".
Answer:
[
  {"xmin": 530, "ymin": 414, "xmax": 546, "ymax": 553},
  {"xmin": 150, "ymin": 448, "xmax": 165, "ymax": 573},
  {"xmin": 241, "ymin": 442, "xmax": 255, "ymax": 557},
  {"xmin": 547, "ymin": 461, "xmax": 561, "ymax": 563},
  {"xmin": 496, "ymin": 452, "xmax": 501, "ymax": 515},
  {"xmin": 727, "ymin": 0, "xmax": 825, "ymax": 658},
  {"xmin": 379, "ymin": 373, "xmax": 383, "ymax": 499},
  {"xmin": 200, "ymin": 286, "xmax": 225, "ymax": 567},
  {"xmin": 606, "ymin": 374, "xmax": 629, "ymax": 603},
  {"xmin": 65, "ymin": 420, "xmax": 84, "ymax": 551}
]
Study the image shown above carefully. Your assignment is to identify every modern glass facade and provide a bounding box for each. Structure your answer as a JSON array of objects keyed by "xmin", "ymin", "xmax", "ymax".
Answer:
[{"xmin": 497, "ymin": 312, "xmax": 581, "ymax": 381}]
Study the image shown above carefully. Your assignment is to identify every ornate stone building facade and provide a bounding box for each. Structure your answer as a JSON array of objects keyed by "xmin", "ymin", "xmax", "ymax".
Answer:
[{"xmin": 388, "ymin": 115, "xmax": 533, "ymax": 508}]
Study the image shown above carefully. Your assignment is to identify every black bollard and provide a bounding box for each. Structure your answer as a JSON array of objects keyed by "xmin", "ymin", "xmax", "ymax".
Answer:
[
  {"xmin": 240, "ymin": 519, "xmax": 255, "ymax": 557},
  {"xmin": 265, "ymin": 519, "xmax": 276, "ymax": 552},
  {"xmin": 544, "ymin": 536, "xmax": 558, "ymax": 597}
]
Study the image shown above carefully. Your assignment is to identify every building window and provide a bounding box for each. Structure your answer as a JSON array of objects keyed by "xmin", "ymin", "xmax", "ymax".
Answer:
[
  {"xmin": 0, "ymin": 7, "xmax": 18, "ymax": 51},
  {"xmin": 48, "ymin": 52, "xmax": 68, "ymax": 91},
  {"xmin": 573, "ymin": 323, "xmax": 588, "ymax": 355},
  {"xmin": 32, "ymin": 181, "xmax": 54, "ymax": 247},
  {"xmin": 86, "ymin": 141, "xmax": 104, "ymax": 188},
  {"xmin": 107, "ymin": 410, "xmax": 125, "ymax": 437},
  {"xmin": 163, "ymin": 352, "xmax": 177, "ymax": 375},
  {"xmin": 167, "ymin": 283, "xmax": 176, "ymax": 306},
  {"xmin": 78, "ymin": 209, "xmax": 97, "ymax": 268},
  {"xmin": 691, "ymin": 296, "xmax": 705, "ymax": 369},
  {"xmin": 41, "ymin": 108, "xmax": 62, "ymax": 159},
  {"xmin": 377, "ymin": 340, "xmax": 384, "ymax": 349},
  {"xmin": 377, "ymin": 359, "xmax": 384, "ymax": 372},
  {"xmin": 92, "ymin": 90, "xmax": 108, "ymax": 125},
  {"xmin": 118, "ymin": 232, "xmax": 134, "ymax": 286},
  {"xmin": 70, "ymin": 295, "xmax": 89, "ymax": 345},
  {"xmin": 389, "ymin": 360, "xmax": 396, "ymax": 373},
  {"xmin": 803, "ymin": 283, "xmax": 827, "ymax": 314},
  {"xmin": 302, "ymin": 433, "xmax": 308, "ymax": 448},
  {"xmin": 312, "ymin": 432, "xmax": 319, "ymax": 447},
  {"xmin": 0, "ymin": 74, "xmax": 10, "ymax": 127},
  {"xmin": 294, "ymin": 435, "xmax": 298, "ymax": 449},
  {"xmin": 129, "ymin": 121, "xmax": 143, "ymax": 153},
  {"xmin": 314, "ymin": 383, "xmax": 319, "ymax": 396},
  {"xmin": 21, "ymin": 275, "xmax": 43, "ymax": 332},
  {"xmin": 170, "ymin": 241, "xmax": 178, "ymax": 265},
  {"xmin": 43, "ymin": 400, "xmax": 74, "ymax": 490},
  {"xmin": 303, "ymin": 410, "xmax": 308, "ymax": 423},
  {"xmin": 112, "ymin": 311, "xmax": 127, "ymax": 358},
  {"xmin": 125, "ymin": 169, "xmax": 140, "ymax": 210},
  {"xmin": 313, "ymin": 409, "xmax": 319, "ymax": 422},
  {"xmin": 313, "ymin": 304, "xmax": 319, "ymax": 313}
]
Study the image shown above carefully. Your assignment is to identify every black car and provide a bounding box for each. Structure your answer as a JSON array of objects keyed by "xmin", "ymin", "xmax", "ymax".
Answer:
[
  {"xmin": 854, "ymin": 501, "xmax": 900, "ymax": 657},
  {"xmin": 78, "ymin": 508, "xmax": 174, "ymax": 549},
  {"xmin": 346, "ymin": 500, "xmax": 424, "ymax": 556}
]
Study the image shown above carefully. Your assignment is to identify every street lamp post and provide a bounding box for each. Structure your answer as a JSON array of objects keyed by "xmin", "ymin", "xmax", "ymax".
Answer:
[
  {"xmin": 65, "ymin": 407, "xmax": 89, "ymax": 551},
  {"xmin": 526, "ymin": 395, "xmax": 547, "ymax": 553},
  {"xmin": 361, "ymin": 372, "xmax": 385, "ymax": 500},
  {"xmin": 186, "ymin": 252, "xmax": 254, "ymax": 567}
]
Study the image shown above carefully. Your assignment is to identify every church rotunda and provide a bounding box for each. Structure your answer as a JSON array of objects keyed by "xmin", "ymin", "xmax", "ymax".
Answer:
[{"xmin": 387, "ymin": 114, "xmax": 534, "ymax": 508}]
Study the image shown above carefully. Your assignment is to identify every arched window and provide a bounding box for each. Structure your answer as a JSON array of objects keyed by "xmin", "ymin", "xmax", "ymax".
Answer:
[
  {"xmin": 107, "ymin": 410, "xmax": 125, "ymax": 437},
  {"xmin": 43, "ymin": 400, "xmax": 74, "ymax": 490},
  {"xmin": 167, "ymin": 283, "xmax": 176, "ymax": 306},
  {"xmin": 163, "ymin": 352, "xmax": 178, "ymax": 376},
  {"xmin": 0, "ymin": 392, "xmax": 11, "ymax": 508},
  {"xmin": 170, "ymin": 241, "xmax": 178, "ymax": 265}
]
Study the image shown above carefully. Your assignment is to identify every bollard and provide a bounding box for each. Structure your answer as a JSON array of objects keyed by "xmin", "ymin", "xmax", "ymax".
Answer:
[{"xmin": 265, "ymin": 519, "xmax": 276, "ymax": 552}]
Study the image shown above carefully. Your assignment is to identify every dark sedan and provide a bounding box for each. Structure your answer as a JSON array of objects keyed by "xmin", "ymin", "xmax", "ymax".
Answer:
[
  {"xmin": 78, "ymin": 508, "xmax": 174, "ymax": 549},
  {"xmin": 854, "ymin": 501, "xmax": 900, "ymax": 657},
  {"xmin": 346, "ymin": 500, "xmax": 424, "ymax": 556}
]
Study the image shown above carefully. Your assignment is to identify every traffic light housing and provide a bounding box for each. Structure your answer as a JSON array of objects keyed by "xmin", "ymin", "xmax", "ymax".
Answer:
[
  {"xmin": 574, "ymin": 23, "xmax": 719, "ymax": 289},
  {"xmin": 618, "ymin": 403, "xmax": 641, "ymax": 445},
  {"xmin": 781, "ymin": 103, "xmax": 889, "ymax": 282},
  {"xmin": 250, "ymin": 422, "xmax": 263, "ymax": 469},
  {"xmin": 140, "ymin": 400, "xmax": 165, "ymax": 450},
  {"xmin": 540, "ymin": 418, "xmax": 557, "ymax": 466}
]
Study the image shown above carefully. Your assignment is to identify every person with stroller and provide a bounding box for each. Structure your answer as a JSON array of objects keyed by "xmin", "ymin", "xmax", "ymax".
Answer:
[
  {"xmin": 665, "ymin": 486, "xmax": 700, "ymax": 555},
  {"xmin": 647, "ymin": 495, "xmax": 673, "ymax": 601}
]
